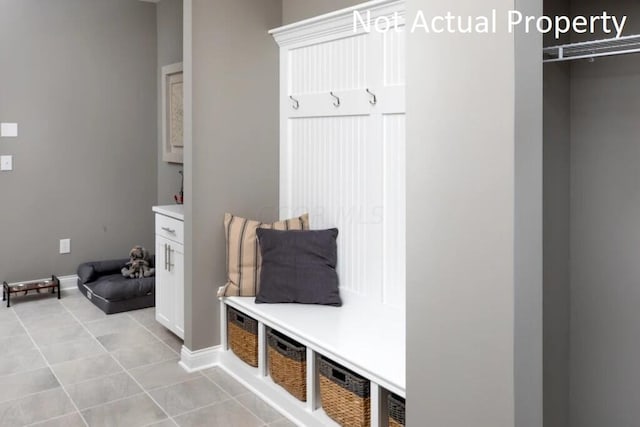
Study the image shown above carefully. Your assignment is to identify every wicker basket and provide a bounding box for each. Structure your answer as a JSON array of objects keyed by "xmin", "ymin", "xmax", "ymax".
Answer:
[
  {"xmin": 227, "ymin": 306, "xmax": 258, "ymax": 367},
  {"xmin": 319, "ymin": 357, "xmax": 370, "ymax": 427},
  {"xmin": 267, "ymin": 329, "xmax": 307, "ymax": 401},
  {"xmin": 388, "ymin": 393, "xmax": 405, "ymax": 427}
]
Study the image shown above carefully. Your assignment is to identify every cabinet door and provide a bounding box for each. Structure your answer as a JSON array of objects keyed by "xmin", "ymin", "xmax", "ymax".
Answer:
[
  {"xmin": 155, "ymin": 236, "xmax": 174, "ymax": 331},
  {"xmin": 169, "ymin": 242, "xmax": 185, "ymax": 339}
]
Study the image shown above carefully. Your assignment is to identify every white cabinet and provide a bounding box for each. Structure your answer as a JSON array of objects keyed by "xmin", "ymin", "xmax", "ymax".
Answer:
[{"xmin": 153, "ymin": 207, "xmax": 185, "ymax": 339}]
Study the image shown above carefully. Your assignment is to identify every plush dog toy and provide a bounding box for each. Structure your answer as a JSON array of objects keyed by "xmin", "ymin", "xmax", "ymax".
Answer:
[{"xmin": 121, "ymin": 246, "xmax": 155, "ymax": 279}]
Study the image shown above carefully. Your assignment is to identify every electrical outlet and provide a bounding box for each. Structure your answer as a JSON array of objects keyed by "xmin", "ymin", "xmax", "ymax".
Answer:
[
  {"xmin": 59, "ymin": 238, "xmax": 71, "ymax": 254},
  {"xmin": 0, "ymin": 155, "xmax": 12, "ymax": 171}
]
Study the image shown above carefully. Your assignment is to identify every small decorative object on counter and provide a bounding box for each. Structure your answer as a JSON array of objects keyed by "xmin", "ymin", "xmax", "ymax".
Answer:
[{"xmin": 174, "ymin": 170, "xmax": 184, "ymax": 204}]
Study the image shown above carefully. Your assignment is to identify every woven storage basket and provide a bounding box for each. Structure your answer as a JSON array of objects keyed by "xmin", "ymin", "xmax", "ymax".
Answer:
[
  {"xmin": 267, "ymin": 329, "xmax": 307, "ymax": 401},
  {"xmin": 227, "ymin": 306, "xmax": 258, "ymax": 367},
  {"xmin": 388, "ymin": 393, "xmax": 405, "ymax": 427},
  {"xmin": 319, "ymin": 357, "xmax": 370, "ymax": 427}
]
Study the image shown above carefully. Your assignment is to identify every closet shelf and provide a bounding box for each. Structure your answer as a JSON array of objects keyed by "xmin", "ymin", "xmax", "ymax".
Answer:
[{"xmin": 544, "ymin": 34, "xmax": 640, "ymax": 63}]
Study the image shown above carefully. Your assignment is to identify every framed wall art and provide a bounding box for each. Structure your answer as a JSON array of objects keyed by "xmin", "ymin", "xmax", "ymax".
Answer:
[{"xmin": 162, "ymin": 62, "xmax": 183, "ymax": 163}]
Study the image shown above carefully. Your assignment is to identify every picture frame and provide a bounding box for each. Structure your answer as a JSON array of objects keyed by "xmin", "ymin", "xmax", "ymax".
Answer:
[{"xmin": 162, "ymin": 62, "xmax": 183, "ymax": 163}]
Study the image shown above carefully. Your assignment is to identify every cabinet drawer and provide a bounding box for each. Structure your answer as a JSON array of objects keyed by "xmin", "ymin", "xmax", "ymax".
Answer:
[{"xmin": 155, "ymin": 214, "xmax": 184, "ymax": 244}]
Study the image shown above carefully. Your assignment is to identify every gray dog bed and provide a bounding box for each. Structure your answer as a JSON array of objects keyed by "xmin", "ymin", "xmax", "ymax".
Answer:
[{"xmin": 77, "ymin": 258, "xmax": 155, "ymax": 314}]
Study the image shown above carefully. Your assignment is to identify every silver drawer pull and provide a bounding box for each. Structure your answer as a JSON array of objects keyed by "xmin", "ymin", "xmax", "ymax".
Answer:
[{"xmin": 161, "ymin": 227, "xmax": 176, "ymax": 234}]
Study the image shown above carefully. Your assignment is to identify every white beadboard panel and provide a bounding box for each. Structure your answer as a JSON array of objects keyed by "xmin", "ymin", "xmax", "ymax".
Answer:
[
  {"xmin": 289, "ymin": 34, "xmax": 368, "ymax": 95},
  {"xmin": 283, "ymin": 116, "xmax": 384, "ymax": 299},
  {"xmin": 383, "ymin": 26, "xmax": 406, "ymax": 87},
  {"xmin": 382, "ymin": 114, "xmax": 406, "ymax": 309}
]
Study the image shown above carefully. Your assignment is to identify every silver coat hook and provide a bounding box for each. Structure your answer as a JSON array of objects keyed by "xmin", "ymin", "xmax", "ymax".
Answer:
[
  {"xmin": 366, "ymin": 88, "xmax": 377, "ymax": 105},
  {"xmin": 289, "ymin": 95, "xmax": 299, "ymax": 110},
  {"xmin": 330, "ymin": 91, "xmax": 340, "ymax": 107}
]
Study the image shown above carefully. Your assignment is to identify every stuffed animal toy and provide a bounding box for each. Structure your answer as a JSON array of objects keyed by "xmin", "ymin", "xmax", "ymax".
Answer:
[{"xmin": 121, "ymin": 246, "xmax": 155, "ymax": 279}]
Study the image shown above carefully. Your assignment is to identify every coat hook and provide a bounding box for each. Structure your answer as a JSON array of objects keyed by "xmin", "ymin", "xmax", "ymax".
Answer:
[
  {"xmin": 366, "ymin": 88, "xmax": 377, "ymax": 105},
  {"xmin": 289, "ymin": 95, "xmax": 299, "ymax": 110},
  {"xmin": 330, "ymin": 91, "xmax": 340, "ymax": 107}
]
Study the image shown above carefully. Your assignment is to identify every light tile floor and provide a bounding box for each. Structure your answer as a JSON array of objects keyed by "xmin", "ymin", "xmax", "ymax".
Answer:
[{"xmin": 0, "ymin": 289, "xmax": 295, "ymax": 427}]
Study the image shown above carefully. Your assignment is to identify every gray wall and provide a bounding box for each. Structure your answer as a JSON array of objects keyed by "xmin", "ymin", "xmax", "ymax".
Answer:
[
  {"xmin": 542, "ymin": 2, "xmax": 571, "ymax": 427},
  {"xmin": 157, "ymin": 0, "xmax": 183, "ymax": 205},
  {"xmin": 570, "ymin": 54, "xmax": 640, "ymax": 427},
  {"xmin": 569, "ymin": 17, "xmax": 640, "ymax": 427},
  {"xmin": 0, "ymin": 0, "xmax": 157, "ymax": 282},
  {"xmin": 184, "ymin": 0, "xmax": 281, "ymax": 351},
  {"xmin": 567, "ymin": 1, "xmax": 640, "ymax": 426},
  {"xmin": 282, "ymin": 0, "xmax": 361, "ymax": 25},
  {"xmin": 543, "ymin": 61, "xmax": 571, "ymax": 427},
  {"xmin": 406, "ymin": 0, "xmax": 542, "ymax": 425}
]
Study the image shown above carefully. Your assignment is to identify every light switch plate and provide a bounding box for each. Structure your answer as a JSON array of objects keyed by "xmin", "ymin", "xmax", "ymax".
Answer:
[
  {"xmin": 0, "ymin": 155, "xmax": 13, "ymax": 171},
  {"xmin": 59, "ymin": 239, "xmax": 71, "ymax": 254},
  {"xmin": 0, "ymin": 123, "xmax": 18, "ymax": 137}
]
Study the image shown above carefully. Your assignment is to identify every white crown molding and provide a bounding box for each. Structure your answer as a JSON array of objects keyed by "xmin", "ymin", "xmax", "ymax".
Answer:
[
  {"xmin": 179, "ymin": 345, "xmax": 221, "ymax": 372},
  {"xmin": 270, "ymin": 0, "xmax": 404, "ymax": 47}
]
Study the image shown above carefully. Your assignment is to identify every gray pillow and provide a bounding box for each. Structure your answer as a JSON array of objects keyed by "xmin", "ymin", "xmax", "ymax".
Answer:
[{"xmin": 255, "ymin": 228, "xmax": 341, "ymax": 306}]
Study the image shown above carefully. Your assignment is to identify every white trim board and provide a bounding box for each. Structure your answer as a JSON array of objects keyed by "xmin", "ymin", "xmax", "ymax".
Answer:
[
  {"xmin": 58, "ymin": 274, "xmax": 79, "ymax": 291},
  {"xmin": 179, "ymin": 345, "xmax": 221, "ymax": 373},
  {"xmin": 270, "ymin": 0, "xmax": 404, "ymax": 47}
]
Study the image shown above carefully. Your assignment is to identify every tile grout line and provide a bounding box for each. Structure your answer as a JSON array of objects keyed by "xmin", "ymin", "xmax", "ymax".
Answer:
[
  {"xmin": 59, "ymin": 369, "xmax": 129, "ymax": 389},
  {"xmin": 8, "ymin": 298, "xmax": 284, "ymax": 426},
  {"xmin": 12, "ymin": 302, "xmax": 90, "ymax": 427},
  {"xmin": 0, "ymin": 378, "xmax": 62, "ymax": 405},
  {"xmin": 2, "ymin": 341, "xmax": 177, "ymax": 390},
  {"xmin": 60, "ymin": 302, "xmax": 184, "ymax": 426},
  {"xmin": 77, "ymin": 390, "xmax": 148, "ymax": 413},
  {"xmin": 23, "ymin": 411, "xmax": 79, "ymax": 427},
  {"xmin": 232, "ymin": 392, "xmax": 284, "ymax": 426},
  {"xmin": 199, "ymin": 369, "xmax": 284, "ymax": 426},
  {"xmin": 164, "ymin": 399, "xmax": 228, "ymax": 421},
  {"xmin": 124, "ymin": 311, "xmax": 182, "ymax": 356},
  {"xmin": 121, "ymin": 307, "xmax": 280, "ymax": 425}
]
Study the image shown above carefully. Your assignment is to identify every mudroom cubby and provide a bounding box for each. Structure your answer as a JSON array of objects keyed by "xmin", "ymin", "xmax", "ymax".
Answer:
[
  {"xmin": 217, "ymin": 2, "xmax": 406, "ymax": 425},
  {"xmin": 219, "ymin": 292, "xmax": 404, "ymax": 427}
]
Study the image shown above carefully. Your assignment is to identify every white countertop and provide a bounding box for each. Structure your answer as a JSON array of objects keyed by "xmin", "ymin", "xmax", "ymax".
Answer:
[{"xmin": 152, "ymin": 204, "xmax": 184, "ymax": 221}]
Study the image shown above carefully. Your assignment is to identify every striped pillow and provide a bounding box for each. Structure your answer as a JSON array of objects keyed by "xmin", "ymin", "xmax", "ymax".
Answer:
[{"xmin": 217, "ymin": 213, "xmax": 309, "ymax": 297}]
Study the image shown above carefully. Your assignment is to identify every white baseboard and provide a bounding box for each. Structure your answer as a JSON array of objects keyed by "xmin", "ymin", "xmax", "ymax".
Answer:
[
  {"xmin": 58, "ymin": 274, "xmax": 79, "ymax": 291},
  {"xmin": 179, "ymin": 345, "xmax": 221, "ymax": 372}
]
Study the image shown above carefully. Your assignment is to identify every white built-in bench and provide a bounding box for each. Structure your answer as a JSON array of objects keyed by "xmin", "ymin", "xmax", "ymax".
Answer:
[
  {"xmin": 219, "ymin": 291, "xmax": 405, "ymax": 427},
  {"xmin": 216, "ymin": 2, "xmax": 407, "ymax": 425}
]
